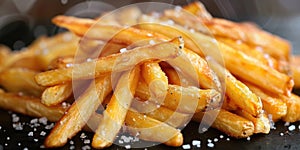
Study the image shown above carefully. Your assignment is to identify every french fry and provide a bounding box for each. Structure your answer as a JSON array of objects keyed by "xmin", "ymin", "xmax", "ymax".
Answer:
[
  {"xmin": 35, "ymin": 38, "xmax": 182, "ymax": 86},
  {"xmin": 235, "ymin": 110, "xmax": 270, "ymax": 134},
  {"xmin": 182, "ymin": 1, "xmax": 212, "ymax": 20},
  {"xmin": 131, "ymin": 99, "xmax": 191, "ymax": 128},
  {"xmin": 52, "ymin": 15, "xmax": 167, "ymax": 43},
  {"xmin": 41, "ymin": 83, "xmax": 73, "ymax": 106},
  {"xmin": 0, "ymin": 68, "xmax": 45, "ymax": 97},
  {"xmin": 245, "ymin": 82, "xmax": 287, "ymax": 122},
  {"xmin": 193, "ymin": 109, "xmax": 254, "ymax": 138},
  {"xmin": 162, "ymin": 67, "xmax": 194, "ymax": 86},
  {"xmin": 141, "ymin": 61, "xmax": 168, "ymax": 101},
  {"xmin": 87, "ymin": 111, "xmax": 183, "ymax": 147},
  {"xmin": 125, "ymin": 110, "xmax": 183, "ymax": 147},
  {"xmin": 221, "ymin": 96, "xmax": 238, "ymax": 111},
  {"xmin": 44, "ymin": 75, "xmax": 112, "ymax": 148},
  {"xmin": 225, "ymin": 70, "xmax": 262, "ymax": 117},
  {"xmin": 47, "ymin": 56, "xmax": 74, "ymax": 70},
  {"xmin": 0, "ymin": 92, "xmax": 65, "ymax": 122},
  {"xmin": 135, "ymin": 80, "xmax": 221, "ymax": 113},
  {"xmin": 202, "ymin": 18, "xmax": 291, "ymax": 61},
  {"xmin": 280, "ymin": 94, "xmax": 300, "ymax": 122},
  {"xmin": 291, "ymin": 55, "xmax": 300, "ymax": 88},
  {"xmin": 92, "ymin": 67, "xmax": 140, "ymax": 149}
]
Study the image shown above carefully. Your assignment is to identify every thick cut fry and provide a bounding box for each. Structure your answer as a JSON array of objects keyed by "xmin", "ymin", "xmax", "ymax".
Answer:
[
  {"xmin": 245, "ymin": 83, "xmax": 287, "ymax": 122},
  {"xmin": 92, "ymin": 67, "xmax": 140, "ymax": 149},
  {"xmin": 35, "ymin": 38, "xmax": 182, "ymax": 86},
  {"xmin": 235, "ymin": 110, "xmax": 270, "ymax": 134},
  {"xmin": 225, "ymin": 70, "xmax": 262, "ymax": 117},
  {"xmin": 131, "ymin": 100, "xmax": 191, "ymax": 128},
  {"xmin": 52, "ymin": 16, "xmax": 167, "ymax": 43},
  {"xmin": 141, "ymin": 14, "xmax": 293, "ymax": 95},
  {"xmin": 280, "ymin": 94, "xmax": 300, "ymax": 122},
  {"xmin": 202, "ymin": 18, "xmax": 290, "ymax": 61},
  {"xmin": 48, "ymin": 55, "xmax": 74, "ymax": 70},
  {"xmin": 41, "ymin": 83, "xmax": 73, "ymax": 106},
  {"xmin": 141, "ymin": 61, "xmax": 168, "ymax": 101},
  {"xmin": 135, "ymin": 81, "xmax": 221, "ymax": 113},
  {"xmin": 193, "ymin": 109, "xmax": 254, "ymax": 138},
  {"xmin": 183, "ymin": 1, "xmax": 212, "ymax": 20},
  {"xmin": 291, "ymin": 56, "xmax": 300, "ymax": 88},
  {"xmin": 162, "ymin": 67, "xmax": 194, "ymax": 86},
  {"xmin": 44, "ymin": 75, "xmax": 112, "ymax": 148},
  {"xmin": 87, "ymin": 111, "xmax": 183, "ymax": 147},
  {"xmin": 126, "ymin": 110, "xmax": 183, "ymax": 147},
  {"xmin": 0, "ymin": 92, "xmax": 65, "ymax": 122},
  {"xmin": 0, "ymin": 68, "xmax": 44, "ymax": 97}
]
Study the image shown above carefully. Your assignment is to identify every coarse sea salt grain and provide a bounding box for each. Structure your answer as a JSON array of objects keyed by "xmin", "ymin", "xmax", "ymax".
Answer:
[
  {"xmin": 125, "ymin": 145, "xmax": 131, "ymax": 149},
  {"xmin": 81, "ymin": 145, "xmax": 91, "ymax": 150},
  {"xmin": 280, "ymin": 132, "xmax": 284, "ymax": 136},
  {"xmin": 28, "ymin": 131, "xmax": 33, "ymax": 136},
  {"xmin": 192, "ymin": 140, "xmax": 201, "ymax": 146},
  {"xmin": 288, "ymin": 125, "xmax": 296, "ymax": 131},
  {"xmin": 182, "ymin": 144, "xmax": 191, "ymax": 149},
  {"xmin": 207, "ymin": 142, "xmax": 214, "ymax": 148},
  {"xmin": 284, "ymin": 122, "xmax": 290, "ymax": 126},
  {"xmin": 120, "ymin": 48, "xmax": 127, "ymax": 53},
  {"xmin": 247, "ymin": 137, "xmax": 251, "ymax": 141},
  {"xmin": 220, "ymin": 135, "xmax": 224, "ymax": 139}
]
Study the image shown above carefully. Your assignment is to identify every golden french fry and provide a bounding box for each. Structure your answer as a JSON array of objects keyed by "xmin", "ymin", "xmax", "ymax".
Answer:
[
  {"xmin": 291, "ymin": 56, "xmax": 300, "ymax": 88},
  {"xmin": 135, "ymin": 80, "xmax": 221, "ymax": 113},
  {"xmin": 52, "ymin": 15, "xmax": 166, "ymax": 43},
  {"xmin": 162, "ymin": 67, "xmax": 194, "ymax": 86},
  {"xmin": 221, "ymin": 96, "xmax": 238, "ymax": 111},
  {"xmin": 0, "ymin": 68, "xmax": 45, "ymax": 97},
  {"xmin": 44, "ymin": 75, "xmax": 112, "ymax": 148},
  {"xmin": 182, "ymin": 1, "xmax": 212, "ymax": 20},
  {"xmin": 193, "ymin": 109, "xmax": 254, "ymax": 138},
  {"xmin": 0, "ymin": 92, "xmax": 65, "ymax": 122},
  {"xmin": 41, "ymin": 83, "xmax": 73, "ymax": 106},
  {"xmin": 131, "ymin": 100, "xmax": 191, "ymax": 128},
  {"xmin": 202, "ymin": 18, "xmax": 291, "ymax": 61},
  {"xmin": 92, "ymin": 67, "xmax": 140, "ymax": 149},
  {"xmin": 141, "ymin": 61, "xmax": 168, "ymax": 101},
  {"xmin": 280, "ymin": 94, "xmax": 300, "ymax": 122},
  {"xmin": 235, "ymin": 110, "xmax": 270, "ymax": 134},
  {"xmin": 225, "ymin": 70, "xmax": 262, "ymax": 117},
  {"xmin": 245, "ymin": 82, "xmax": 287, "ymax": 122},
  {"xmin": 47, "ymin": 56, "xmax": 74, "ymax": 70},
  {"xmin": 125, "ymin": 110, "xmax": 183, "ymax": 147},
  {"xmin": 35, "ymin": 38, "xmax": 182, "ymax": 86}
]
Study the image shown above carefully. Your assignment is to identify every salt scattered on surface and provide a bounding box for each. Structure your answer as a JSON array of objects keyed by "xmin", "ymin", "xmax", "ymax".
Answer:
[
  {"xmin": 284, "ymin": 122, "xmax": 290, "ymax": 127},
  {"xmin": 207, "ymin": 142, "xmax": 214, "ymax": 148},
  {"xmin": 214, "ymin": 138, "xmax": 218, "ymax": 142},
  {"xmin": 182, "ymin": 144, "xmax": 191, "ymax": 149},
  {"xmin": 280, "ymin": 132, "xmax": 284, "ymax": 136},
  {"xmin": 288, "ymin": 125, "xmax": 296, "ymax": 131},
  {"xmin": 192, "ymin": 140, "xmax": 201, "ymax": 146},
  {"xmin": 247, "ymin": 137, "xmax": 251, "ymax": 141},
  {"xmin": 219, "ymin": 135, "xmax": 224, "ymax": 139},
  {"xmin": 120, "ymin": 48, "xmax": 127, "ymax": 53},
  {"xmin": 81, "ymin": 145, "xmax": 91, "ymax": 150},
  {"xmin": 125, "ymin": 145, "xmax": 131, "ymax": 149},
  {"xmin": 28, "ymin": 131, "xmax": 33, "ymax": 136}
]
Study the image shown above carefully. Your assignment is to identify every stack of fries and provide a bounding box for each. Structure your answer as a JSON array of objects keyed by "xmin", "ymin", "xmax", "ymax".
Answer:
[{"xmin": 0, "ymin": 2, "xmax": 300, "ymax": 148}]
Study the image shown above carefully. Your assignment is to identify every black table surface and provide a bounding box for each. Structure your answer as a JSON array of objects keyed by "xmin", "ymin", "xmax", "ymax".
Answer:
[{"xmin": 0, "ymin": 89, "xmax": 299, "ymax": 150}]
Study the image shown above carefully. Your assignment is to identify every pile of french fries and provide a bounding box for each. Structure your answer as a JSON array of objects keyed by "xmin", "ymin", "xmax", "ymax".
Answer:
[{"xmin": 0, "ymin": 1, "xmax": 300, "ymax": 148}]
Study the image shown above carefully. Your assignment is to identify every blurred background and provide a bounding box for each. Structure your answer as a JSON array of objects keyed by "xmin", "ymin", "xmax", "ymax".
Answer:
[{"xmin": 0, "ymin": 0, "xmax": 299, "ymax": 54}]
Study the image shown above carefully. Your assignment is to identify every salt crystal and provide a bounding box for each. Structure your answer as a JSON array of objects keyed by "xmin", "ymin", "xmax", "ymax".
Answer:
[
  {"xmin": 40, "ymin": 131, "xmax": 46, "ymax": 136},
  {"xmin": 120, "ymin": 48, "xmax": 127, "ymax": 53},
  {"xmin": 81, "ymin": 145, "xmax": 91, "ymax": 150},
  {"xmin": 40, "ymin": 145, "xmax": 45, "ymax": 148},
  {"xmin": 284, "ymin": 122, "xmax": 290, "ymax": 126},
  {"xmin": 34, "ymin": 139, "xmax": 38, "ymax": 142},
  {"xmin": 18, "ymin": 143, "xmax": 21, "ymax": 146},
  {"xmin": 125, "ymin": 145, "xmax": 131, "ymax": 149},
  {"xmin": 86, "ymin": 58, "xmax": 92, "ymax": 62},
  {"xmin": 28, "ymin": 131, "xmax": 33, "ymax": 136},
  {"xmin": 149, "ymin": 40, "xmax": 156, "ymax": 45},
  {"xmin": 220, "ymin": 135, "xmax": 224, "ymax": 139},
  {"xmin": 66, "ymin": 63, "xmax": 73, "ymax": 67},
  {"xmin": 192, "ymin": 140, "xmax": 201, "ymax": 146},
  {"xmin": 207, "ymin": 139, "xmax": 212, "ymax": 143},
  {"xmin": 70, "ymin": 145, "xmax": 75, "ymax": 150},
  {"xmin": 39, "ymin": 117, "xmax": 48, "ymax": 125},
  {"xmin": 70, "ymin": 140, "xmax": 74, "ymax": 145},
  {"xmin": 214, "ymin": 138, "xmax": 218, "ymax": 142},
  {"xmin": 207, "ymin": 142, "xmax": 214, "ymax": 148},
  {"xmin": 23, "ymin": 147, "xmax": 28, "ymax": 150},
  {"xmin": 13, "ymin": 123, "xmax": 23, "ymax": 130},
  {"xmin": 280, "ymin": 132, "xmax": 284, "ymax": 136},
  {"xmin": 226, "ymin": 138, "xmax": 230, "ymax": 141},
  {"xmin": 84, "ymin": 139, "xmax": 90, "ymax": 144},
  {"xmin": 80, "ymin": 133, "xmax": 87, "ymax": 139},
  {"xmin": 247, "ymin": 137, "xmax": 251, "ymax": 141},
  {"xmin": 119, "ymin": 140, "xmax": 124, "ymax": 144},
  {"xmin": 288, "ymin": 125, "xmax": 296, "ymax": 131},
  {"xmin": 30, "ymin": 118, "xmax": 38, "ymax": 124},
  {"xmin": 182, "ymin": 144, "xmax": 191, "ymax": 149},
  {"xmin": 6, "ymin": 137, "xmax": 10, "ymax": 140}
]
